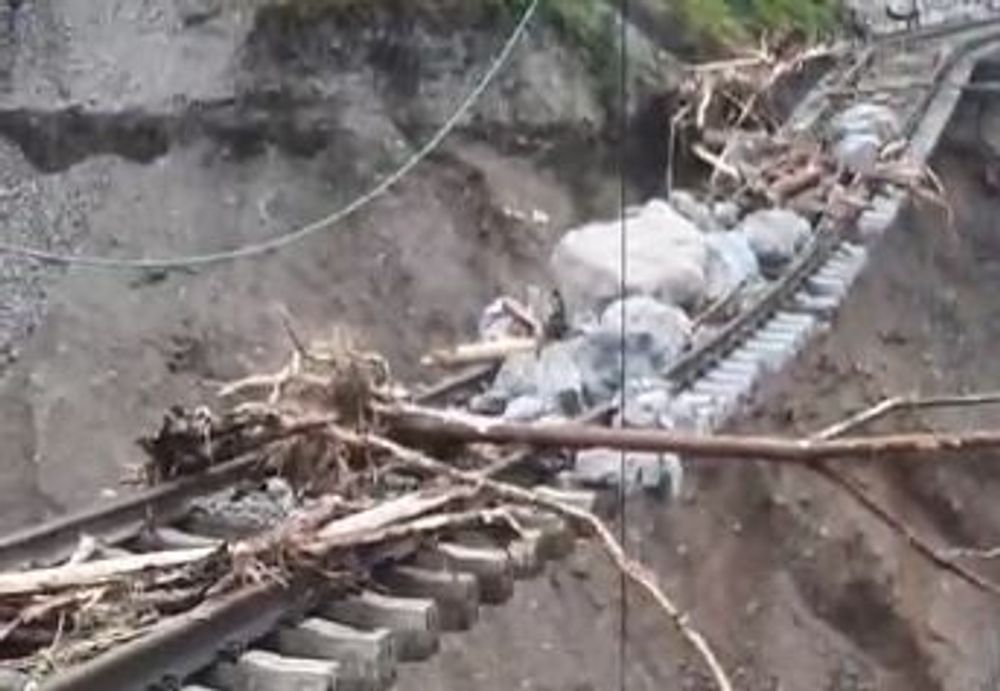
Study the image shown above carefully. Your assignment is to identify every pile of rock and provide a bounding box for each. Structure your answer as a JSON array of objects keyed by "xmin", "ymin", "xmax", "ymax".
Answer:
[{"xmin": 466, "ymin": 192, "xmax": 817, "ymax": 496}]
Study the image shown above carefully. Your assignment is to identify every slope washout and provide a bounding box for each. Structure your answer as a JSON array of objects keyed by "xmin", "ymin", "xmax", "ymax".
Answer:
[{"xmin": 3, "ymin": 2, "xmax": 1000, "ymax": 690}]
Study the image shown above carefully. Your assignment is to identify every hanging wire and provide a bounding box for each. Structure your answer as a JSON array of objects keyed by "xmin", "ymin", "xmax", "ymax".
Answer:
[
  {"xmin": 0, "ymin": 0, "xmax": 540, "ymax": 271},
  {"xmin": 617, "ymin": 0, "xmax": 630, "ymax": 689}
]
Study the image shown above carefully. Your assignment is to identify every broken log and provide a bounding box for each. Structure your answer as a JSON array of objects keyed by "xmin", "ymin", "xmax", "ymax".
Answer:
[
  {"xmin": 380, "ymin": 404, "xmax": 1000, "ymax": 464},
  {"xmin": 420, "ymin": 337, "xmax": 537, "ymax": 368},
  {"xmin": 0, "ymin": 548, "xmax": 218, "ymax": 597}
]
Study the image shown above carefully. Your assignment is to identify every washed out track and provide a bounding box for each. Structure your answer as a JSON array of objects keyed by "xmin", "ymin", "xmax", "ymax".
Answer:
[{"xmin": 3, "ymin": 11, "xmax": 1000, "ymax": 691}]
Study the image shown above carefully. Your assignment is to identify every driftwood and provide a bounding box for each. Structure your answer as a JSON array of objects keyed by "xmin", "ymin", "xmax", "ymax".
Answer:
[
  {"xmin": 421, "ymin": 337, "xmax": 537, "ymax": 369},
  {"xmin": 0, "ymin": 548, "xmax": 218, "ymax": 597},
  {"xmin": 381, "ymin": 403, "xmax": 1000, "ymax": 464}
]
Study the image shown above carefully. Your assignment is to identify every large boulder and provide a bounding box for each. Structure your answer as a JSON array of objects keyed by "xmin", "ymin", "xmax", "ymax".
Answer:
[
  {"xmin": 576, "ymin": 296, "xmax": 691, "ymax": 402},
  {"xmin": 705, "ymin": 231, "xmax": 760, "ymax": 300},
  {"xmin": 550, "ymin": 199, "xmax": 709, "ymax": 318},
  {"xmin": 738, "ymin": 208, "xmax": 810, "ymax": 272}
]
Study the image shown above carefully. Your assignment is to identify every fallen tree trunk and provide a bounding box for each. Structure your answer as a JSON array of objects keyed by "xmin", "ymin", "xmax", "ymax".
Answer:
[{"xmin": 382, "ymin": 404, "xmax": 1000, "ymax": 463}]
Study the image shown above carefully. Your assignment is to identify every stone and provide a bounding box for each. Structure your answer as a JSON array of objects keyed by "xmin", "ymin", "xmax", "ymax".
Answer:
[
  {"xmin": 704, "ymin": 231, "xmax": 760, "ymax": 300},
  {"xmin": 572, "ymin": 448, "xmax": 683, "ymax": 497},
  {"xmin": 834, "ymin": 132, "xmax": 882, "ymax": 174},
  {"xmin": 619, "ymin": 386, "xmax": 672, "ymax": 428},
  {"xmin": 575, "ymin": 296, "xmax": 691, "ymax": 401},
  {"xmin": 712, "ymin": 200, "xmax": 742, "ymax": 228},
  {"xmin": 831, "ymin": 102, "xmax": 901, "ymax": 144},
  {"xmin": 176, "ymin": 0, "xmax": 222, "ymax": 27},
  {"xmin": 738, "ymin": 209, "xmax": 811, "ymax": 271},
  {"xmin": 489, "ymin": 351, "xmax": 539, "ymax": 402},
  {"xmin": 550, "ymin": 199, "xmax": 709, "ymax": 316},
  {"xmin": 669, "ymin": 189, "xmax": 718, "ymax": 231},
  {"xmin": 502, "ymin": 394, "xmax": 548, "ymax": 422},
  {"xmin": 535, "ymin": 339, "xmax": 586, "ymax": 415}
]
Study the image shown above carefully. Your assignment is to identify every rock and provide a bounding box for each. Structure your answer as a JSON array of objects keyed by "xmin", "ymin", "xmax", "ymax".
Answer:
[
  {"xmin": 831, "ymin": 103, "xmax": 900, "ymax": 145},
  {"xmin": 618, "ymin": 386, "xmax": 673, "ymax": 428},
  {"xmin": 669, "ymin": 189, "xmax": 718, "ymax": 231},
  {"xmin": 535, "ymin": 340, "xmax": 586, "ymax": 416},
  {"xmin": 834, "ymin": 132, "xmax": 882, "ymax": 174},
  {"xmin": 550, "ymin": 199, "xmax": 709, "ymax": 316},
  {"xmin": 176, "ymin": 0, "xmax": 222, "ymax": 27},
  {"xmin": 704, "ymin": 231, "xmax": 760, "ymax": 300},
  {"xmin": 490, "ymin": 352, "xmax": 539, "ymax": 401},
  {"xmin": 482, "ymin": 340, "xmax": 586, "ymax": 417},
  {"xmin": 503, "ymin": 395, "xmax": 548, "ymax": 422},
  {"xmin": 600, "ymin": 296, "xmax": 691, "ymax": 363},
  {"xmin": 738, "ymin": 209, "xmax": 811, "ymax": 271},
  {"xmin": 712, "ymin": 200, "xmax": 742, "ymax": 228},
  {"xmin": 468, "ymin": 391, "xmax": 507, "ymax": 416},
  {"xmin": 572, "ymin": 448, "xmax": 683, "ymax": 497},
  {"xmin": 576, "ymin": 297, "xmax": 691, "ymax": 402}
]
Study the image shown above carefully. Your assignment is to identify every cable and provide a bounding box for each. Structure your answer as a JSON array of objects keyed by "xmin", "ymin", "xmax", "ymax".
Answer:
[
  {"xmin": 0, "ymin": 0, "xmax": 540, "ymax": 270},
  {"xmin": 616, "ymin": 0, "xmax": 629, "ymax": 689}
]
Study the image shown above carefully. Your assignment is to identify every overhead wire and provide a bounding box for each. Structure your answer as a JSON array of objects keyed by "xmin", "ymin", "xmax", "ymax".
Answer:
[
  {"xmin": 617, "ymin": 0, "xmax": 630, "ymax": 689},
  {"xmin": 0, "ymin": 0, "xmax": 540, "ymax": 271}
]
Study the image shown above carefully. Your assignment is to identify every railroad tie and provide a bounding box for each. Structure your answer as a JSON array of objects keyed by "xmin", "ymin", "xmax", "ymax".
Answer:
[
  {"xmin": 416, "ymin": 541, "xmax": 515, "ymax": 605},
  {"xmin": 204, "ymin": 649, "xmax": 340, "ymax": 691},
  {"xmin": 375, "ymin": 565, "xmax": 480, "ymax": 631},
  {"xmin": 319, "ymin": 590, "xmax": 440, "ymax": 662},
  {"xmin": 276, "ymin": 618, "xmax": 395, "ymax": 691}
]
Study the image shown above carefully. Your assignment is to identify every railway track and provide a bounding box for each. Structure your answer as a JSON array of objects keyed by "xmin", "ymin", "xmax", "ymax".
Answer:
[{"xmin": 4, "ymin": 12, "xmax": 1000, "ymax": 691}]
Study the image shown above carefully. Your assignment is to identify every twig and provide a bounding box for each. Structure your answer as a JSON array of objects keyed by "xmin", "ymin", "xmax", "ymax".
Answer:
[
  {"xmin": 332, "ymin": 427, "xmax": 733, "ymax": 691},
  {"xmin": 941, "ymin": 546, "xmax": 1000, "ymax": 560},
  {"xmin": 690, "ymin": 143, "xmax": 741, "ymax": 182}
]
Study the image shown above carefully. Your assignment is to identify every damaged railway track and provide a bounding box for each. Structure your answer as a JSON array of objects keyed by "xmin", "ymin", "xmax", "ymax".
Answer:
[{"xmin": 5, "ymin": 12, "xmax": 1000, "ymax": 691}]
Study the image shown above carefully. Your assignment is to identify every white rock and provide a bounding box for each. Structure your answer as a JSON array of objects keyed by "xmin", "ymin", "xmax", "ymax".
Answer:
[
  {"xmin": 705, "ymin": 231, "xmax": 760, "ymax": 300},
  {"xmin": 599, "ymin": 296, "xmax": 692, "ymax": 364},
  {"xmin": 576, "ymin": 297, "xmax": 691, "ymax": 402},
  {"xmin": 831, "ymin": 103, "xmax": 900, "ymax": 145},
  {"xmin": 738, "ymin": 209, "xmax": 811, "ymax": 268},
  {"xmin": 550, "ymin": 199, "xmax": 709, "ymax": 316},
  {"xmin": 712, "ymin": 200, "xmax": 742, "ymax": 228},
  {"xmin": 503, "ymin": 395, "xmax": 548, "ymax": 422},
  {"xmin": 669, "ymin": 189, "xmax": 718, "ymax": 231},
  {"xmin": 834, "ymin": 132, "xmax": 882, "ymax": 174},
  {"xmin": 573, "ymin": 448, "xmax": 683, "ymax": 497}
]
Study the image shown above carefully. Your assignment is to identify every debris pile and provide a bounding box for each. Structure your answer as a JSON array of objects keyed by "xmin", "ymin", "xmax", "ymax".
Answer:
[
  {"xmin": 420, "ymin": 45, "xmax": 953, "ymax": 495},
  {"xmin": 0, "ymin": 332, "xmax": 719, "ymax": 687}
]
